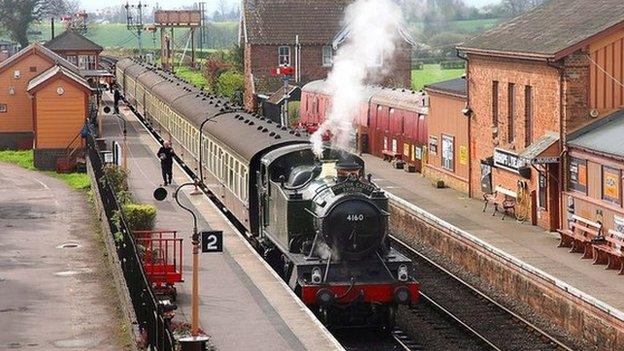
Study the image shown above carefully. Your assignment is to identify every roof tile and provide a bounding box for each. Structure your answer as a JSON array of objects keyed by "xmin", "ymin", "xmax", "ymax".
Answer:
[{"xmin": 458, "ymin": 0, "xmax": 624, "ymax": 58}]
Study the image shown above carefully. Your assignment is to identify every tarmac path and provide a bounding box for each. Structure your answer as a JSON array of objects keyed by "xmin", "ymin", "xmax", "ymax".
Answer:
[{"xmin": 0, "ymin": 163, "xmax": 124, "ymax": 350}]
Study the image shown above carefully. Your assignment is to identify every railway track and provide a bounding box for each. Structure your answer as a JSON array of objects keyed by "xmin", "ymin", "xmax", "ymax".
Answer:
[{"xmin": 391, "ymin": 236, "xmax": 574, "ymax": 351}]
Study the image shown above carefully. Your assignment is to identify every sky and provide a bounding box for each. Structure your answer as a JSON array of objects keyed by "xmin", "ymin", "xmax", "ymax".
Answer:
[{"xmin": 78, "ymin": 0, "xmax": 502, "ymax": 13}]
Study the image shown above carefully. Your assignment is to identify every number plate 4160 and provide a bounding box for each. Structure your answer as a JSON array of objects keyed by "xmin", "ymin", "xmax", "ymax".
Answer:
[{"xmin": 201, "ymin": 231, "xmax": 224, "ymax": 253}]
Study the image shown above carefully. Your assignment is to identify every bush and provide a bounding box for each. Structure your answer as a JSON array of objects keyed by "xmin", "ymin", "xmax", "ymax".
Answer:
[
  {"xmin": 288, "ymin": 101, "xmax": 300, "ymax": 126},
  {"xmin": 216, "ymin": 70, "xmax": 244, "ymax": 104},
  {"xmin": 122, "ymin": 203, "xmax": 157, "ymax": 231},
  {"xmin": 102, "ymin": 164, "xmax": 129, "ymax": 194}
]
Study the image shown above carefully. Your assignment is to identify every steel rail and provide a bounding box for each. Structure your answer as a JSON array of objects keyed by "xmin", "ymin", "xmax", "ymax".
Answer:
[{"xmin": 391, "ymin": 235, "xmax": 574, "ymax": 351}]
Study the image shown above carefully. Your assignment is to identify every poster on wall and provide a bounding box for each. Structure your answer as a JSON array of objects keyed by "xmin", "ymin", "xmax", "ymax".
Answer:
[
  {"xmin": 615, "ymin": 215, "xmax": 624, "ymax": 234},
  {"xmin": 442, "ymin": 135, "xmax": 454, "ymax": 171},
  {"xmin": 480, "ymin": 161, "xmax": 493, "ymax": 194},
  {"xmin": 403, "ymin": 143, "xmax": 410, "ymax": 157},
  {"xmin": 414, "ymin": 146, "xmax": 422, "ymax": 160},
  {"xmin": 459, "ymin": 146, "xmax": 468, "ymax": 165},
  {"xmin": 602, "ymin": 166, "xmax": 621, "ymax": 204},
  {"xmin": 429, "ymin": 136, "xmax": 438, "ymax": 155}
]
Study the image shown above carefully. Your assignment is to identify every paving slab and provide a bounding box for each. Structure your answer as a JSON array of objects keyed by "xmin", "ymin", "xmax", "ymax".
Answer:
[{"xmin": 0, "ymin": 163, "xmax": 121, "ymax": 350}]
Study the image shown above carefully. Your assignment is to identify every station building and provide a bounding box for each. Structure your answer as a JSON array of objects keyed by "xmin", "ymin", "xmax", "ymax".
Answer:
[
  {"xmin": 0, "ymin": 42, "xmax": 93, "ymax": 169},
  {"xmin": 239, "ymin": 0, "xmax": 414, "ymax": 111},
  {"xmin": 423, "ymin": 78, "xmax": 469, "ymax": 194},
  {"xmin": 457, "ymin": 0, "xmax": 624, "ymax": 231},
  {"xmin": 565, "ymin": 110, "xmax": 624, "ymax": 237},
  {"xmin": 44, "ymin": 30, "xmax": 103, "ymax": 71}
]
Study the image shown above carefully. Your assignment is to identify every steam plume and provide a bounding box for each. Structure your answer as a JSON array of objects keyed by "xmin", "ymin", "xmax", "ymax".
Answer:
[{"xmin": 311, "ymin": 0, "xmax": 405, "ymax": 157}]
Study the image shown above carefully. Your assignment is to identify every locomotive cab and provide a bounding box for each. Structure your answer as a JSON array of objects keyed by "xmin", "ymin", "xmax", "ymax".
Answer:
[{"xmin": 258, "ymin": 145, "xmax": 419, "ymax": 330}]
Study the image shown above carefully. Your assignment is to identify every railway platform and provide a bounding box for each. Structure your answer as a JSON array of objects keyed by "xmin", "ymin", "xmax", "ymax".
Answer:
[
  {"xmin": 100, "ymin": 98, "xmax": 343, "ymax": 350},
  {"xmin": 363, "ymin": 154, "xmax": 624, "ymax": 347},
  {"xmin": 363, "ymin": 154, "xmax": 624, "ymax": 310}
]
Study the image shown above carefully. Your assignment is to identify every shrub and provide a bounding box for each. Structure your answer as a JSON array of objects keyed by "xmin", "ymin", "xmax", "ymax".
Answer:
[
  {"xmin": 102, "ymin": 164, "xmax": 129, "ymax": 195},
  {"xmin": 202, "ymin": 59, "xmax": 232, "ymax": 91},
  {"xmin": 288, "ymin": 101, "xmax": 300, "ymax": 126},
  {"xmin": 216, "ymin": 70, "xmax": 244, "ymax": 104},
  {"xmin": 122, "ymin": 203, "xmax": 157, "ymax": 231}
]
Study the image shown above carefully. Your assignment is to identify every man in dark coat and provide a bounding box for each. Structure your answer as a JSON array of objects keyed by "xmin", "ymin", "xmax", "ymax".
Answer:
[
  {"xmin": 113, "ymin": 89, "xmax": 121, "ymax": 114},
  {"xmin": 157, "ymin": 140, "xmax": 175, "ymax": 185}
]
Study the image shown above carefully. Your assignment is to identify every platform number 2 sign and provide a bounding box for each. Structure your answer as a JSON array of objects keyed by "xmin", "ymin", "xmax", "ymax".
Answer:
[{"xmin": 201, "ymin": 231, "xmax": 223, "ymax": 253}]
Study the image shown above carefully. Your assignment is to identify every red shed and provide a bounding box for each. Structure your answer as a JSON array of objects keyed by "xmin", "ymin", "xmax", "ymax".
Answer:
[{"xmin": 369, "ymin": 89, "xmax": 428, "ymax": 170}]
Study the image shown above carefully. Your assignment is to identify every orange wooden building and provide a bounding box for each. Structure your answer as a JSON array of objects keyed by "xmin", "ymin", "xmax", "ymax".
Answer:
[
  {"xmin": 27, "ymin": 65, "xmax": 92, "ymax": 169},
  {"xmin": 423, "ymin": 78, "xmax": 469, "ymax": 194},
  {"xmin": 0, "ymin": 42, "xmax": 93, "ymax": 170}
]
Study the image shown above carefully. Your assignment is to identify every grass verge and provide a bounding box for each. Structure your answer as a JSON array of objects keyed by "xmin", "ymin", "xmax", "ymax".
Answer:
[
  {"xmin": 0, "ymin": 150, "xmax": 90, "ymax": 190},
  {"xmin": 412, "ymin": 64, "xmax": 465, "ymax": 91}
]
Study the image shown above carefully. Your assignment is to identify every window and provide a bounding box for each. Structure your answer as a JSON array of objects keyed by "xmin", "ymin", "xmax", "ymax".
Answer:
[
  {"xmin": 0, "ymin": 104, "xmax": 6, "ymax": 113},
  {"xmin": 29, "ymin": 66, "xmax": 37, "ymax": 72},
  {"xmin": 322, "ymin": 46, "xmax": 333, "ymax": 67},
  {"xmin": 508, "ymin": 83, "xmax": 515, "ymax": 143},
  {"xmin": 278, "ymin": 46, "xmax": 291, "ymax": 66},
  {"xmin": 492, "ymin": 81, "xmax": 499, "ymax": 129},
  {"xmin": 538, "ymin": 172, "xmax": 547, "ymax": 209},
  {"xmin": 66, "ymin": 55, "xmax": 78, "ymax": 66},
  {"xmin": 602, "ymin": 166, "xmax": 622, "ymax": 205},
  {"xmin": 568, "ymin": 157, "xmax": 587, "ymax": 193},
  {"xmin": 441, "ymin": 134, "xmax": 455, "ymax": 171}
]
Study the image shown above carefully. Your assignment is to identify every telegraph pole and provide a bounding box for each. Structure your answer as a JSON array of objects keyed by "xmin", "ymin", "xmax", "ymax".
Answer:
[
  {"xmin": 198, "ymin": 2, "xmax": 206, "ymax": 54},
  {"xmin": 125, "ymin": 1, "xmax": 147, "ymax": 60}
]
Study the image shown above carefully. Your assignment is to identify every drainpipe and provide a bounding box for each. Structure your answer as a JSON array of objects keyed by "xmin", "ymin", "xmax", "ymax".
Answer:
[
  {"xmin": 547, "ymin": 58, "xmax": 565, "ymax": 230},
  {"xmin": 456, "ymin": 49, "xmax": 471, "ymax": 196},
  {"xmin": 51, "ymin": 17, "xmax": 55, "ymax": 39}
]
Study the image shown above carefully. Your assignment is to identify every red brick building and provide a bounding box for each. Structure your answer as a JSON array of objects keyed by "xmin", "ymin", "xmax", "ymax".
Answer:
[
  {"xmin": 239, "ymin": 0, "xmax": 414, "ymax": 110},
  {"xmin": 457, "ymin": 0, "xmax": 624, "ymax": 230}
]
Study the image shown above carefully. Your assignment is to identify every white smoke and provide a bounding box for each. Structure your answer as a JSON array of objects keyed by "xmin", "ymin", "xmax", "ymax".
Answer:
[{"xmin": 311, "ymin": 0, "xmax": 405, "ymax": 157}]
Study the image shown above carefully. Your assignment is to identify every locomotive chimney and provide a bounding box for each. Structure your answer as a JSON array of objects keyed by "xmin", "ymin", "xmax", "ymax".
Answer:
[{"xmin": 336, "ymin": 162, "xmax": 362, "ymax": 181}]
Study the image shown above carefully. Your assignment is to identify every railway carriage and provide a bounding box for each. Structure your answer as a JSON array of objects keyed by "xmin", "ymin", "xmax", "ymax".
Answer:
[{"xmin": 115, "ymin": 58, "xmax": 419, "ymax": 330}]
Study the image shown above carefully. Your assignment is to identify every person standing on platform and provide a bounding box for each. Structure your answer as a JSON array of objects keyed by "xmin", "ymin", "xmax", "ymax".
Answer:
[
  {"xmin": 157, "ymin": 141, "xmax": 175, "ymax": 186},
  {"xmin": 113, "ymin": 88, "xmax": 121, "ymax": 114}
]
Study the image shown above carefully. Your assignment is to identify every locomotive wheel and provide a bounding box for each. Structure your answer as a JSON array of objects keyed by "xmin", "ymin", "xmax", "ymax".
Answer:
[{"xmin": 377, "ymin": 305, "xmax": 396, "ymax": 335}]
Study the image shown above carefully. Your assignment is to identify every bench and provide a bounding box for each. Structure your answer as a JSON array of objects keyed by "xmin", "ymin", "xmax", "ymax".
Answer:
[
  {"xmin": 382, "ymin": 149, "xmax": 402, "ymax": 162},
  {"xmin": 592, "ymin": 229, "xmax": 624, "ymax": 274},
  {"xmin": 482, "ymin": 186, "xmax": 517, "ymax": 220},
  {"xmin": 556, "ymin": 215, "xmax": 603, "ymax": 259}
]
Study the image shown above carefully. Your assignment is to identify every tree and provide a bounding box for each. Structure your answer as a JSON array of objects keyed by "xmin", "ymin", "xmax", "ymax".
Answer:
[{"xmin": 0, "ymin": 0, "xmax": 72, "ymax": 47}]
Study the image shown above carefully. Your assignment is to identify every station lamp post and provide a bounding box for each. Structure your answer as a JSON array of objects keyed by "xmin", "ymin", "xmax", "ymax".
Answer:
[{"xmin": 154, "ymin": 184, "xmax": 209, "ymax": 351}]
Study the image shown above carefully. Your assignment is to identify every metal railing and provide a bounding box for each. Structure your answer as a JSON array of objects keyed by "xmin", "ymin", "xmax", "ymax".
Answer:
[{"xmin": 86, "ymin": 127, "xmax": 174, "ymax": 351}]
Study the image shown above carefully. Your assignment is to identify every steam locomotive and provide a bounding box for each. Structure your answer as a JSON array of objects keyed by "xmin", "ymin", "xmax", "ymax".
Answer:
[{"xmin": 115, "ymin": 58, "xmax": 419, "ymax": 329}]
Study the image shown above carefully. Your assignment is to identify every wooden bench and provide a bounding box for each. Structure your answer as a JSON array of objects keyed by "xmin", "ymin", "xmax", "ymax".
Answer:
[
  {"xmin": 592, "ymin": 229, "xmax": 624, "ymax": 274},
  {"xmin": 482, "ymin": 186, "xmax": 517, "ymax": 220},
  {"xmin": 556, "ymin": 215, "xmax": 603, "ymax": 259},
  {"xmin": 382, "ymin": 149, "xmax": 402, "ymax": 162}
]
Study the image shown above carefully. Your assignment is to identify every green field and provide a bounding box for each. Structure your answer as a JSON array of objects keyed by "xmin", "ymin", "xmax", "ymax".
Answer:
[
  {"xmin": 32, "ymin": 22, "xmax": 238, "ymax": 50},
  {"xmin": 175, "ymin": 66, "xmax": 209, "ymax": 89},
  {"xmin": 412, "ymin": 64, "xmax": 465, "ymax": 91},
  {"xmin": 410, "ymin": 18, "xmax": 500, "ymax": 33}
]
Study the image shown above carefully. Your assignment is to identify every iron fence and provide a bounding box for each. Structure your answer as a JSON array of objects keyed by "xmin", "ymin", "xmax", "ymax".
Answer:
[{"xmin": 86, "ymin": 128, "xmax": 175, "ymax": 351}]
